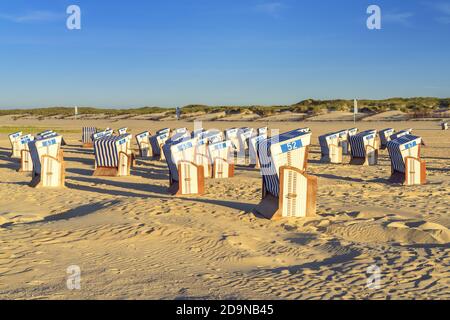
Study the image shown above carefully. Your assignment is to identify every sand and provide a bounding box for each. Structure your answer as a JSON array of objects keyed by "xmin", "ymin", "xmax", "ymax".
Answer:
[{"xmin": 0, "ymin": 117, "xmax": 449, "ymax": 300}]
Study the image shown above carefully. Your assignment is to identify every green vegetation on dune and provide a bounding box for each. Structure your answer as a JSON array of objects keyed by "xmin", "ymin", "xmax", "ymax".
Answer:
[
  {"xmin": 0, "ymin": 126, "xmax": 79, "ymax": 134},
  {"xmin": 0, "ymin": 106, "xmax": 168, "ymax": 117},
  {"xmin": 0, "ymin": 98, "xmax": 448, "ymax": 119}
]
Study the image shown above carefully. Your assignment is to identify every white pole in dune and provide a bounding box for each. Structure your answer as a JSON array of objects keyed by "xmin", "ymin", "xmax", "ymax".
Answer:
[
  {"xmin": 353, "ymin": 99, "xmax": 358, "ymax": 124},
  {"xmin": 75, "ymin": 105, "xmax": 78, "ymax": 120}
]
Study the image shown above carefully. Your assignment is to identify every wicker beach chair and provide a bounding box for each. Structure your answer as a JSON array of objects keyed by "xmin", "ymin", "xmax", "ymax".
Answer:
[{"xmin": 255, "ymin": 129, "xmax": 316, "ymax": 220}]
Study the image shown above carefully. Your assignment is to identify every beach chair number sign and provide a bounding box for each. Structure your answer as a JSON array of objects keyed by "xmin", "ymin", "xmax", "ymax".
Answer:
[{"xmin": 275, "ymin": 139, "xmax": 308, "ymax": 172}]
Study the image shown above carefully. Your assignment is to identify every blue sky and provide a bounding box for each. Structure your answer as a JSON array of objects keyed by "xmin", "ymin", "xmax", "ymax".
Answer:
[{"xmin": 1, "ymin": 0, "xmax": 450, "ymax": 108}]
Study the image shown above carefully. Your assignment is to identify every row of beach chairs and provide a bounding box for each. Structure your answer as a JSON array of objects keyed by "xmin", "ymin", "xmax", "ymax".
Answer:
[
  {"xmin": 7, "ymin": 124, "xmax": 434, "ymax": 220},
  {"xmin": 319, "ymin": 127, "xmax": 426, "ymax": 185},
  {"xmin": 8, "ymin": 130, "xmax": 65, "ymax": 187}
]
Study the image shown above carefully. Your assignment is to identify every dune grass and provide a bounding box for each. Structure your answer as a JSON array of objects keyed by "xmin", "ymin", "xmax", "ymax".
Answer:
[
  {"xmin": 0, "ymin": 126, "xmax": 79, "ymax": 135},
  {"xmin": 0, "ymin": 98, "xmax": 448, "ymax": 119}
]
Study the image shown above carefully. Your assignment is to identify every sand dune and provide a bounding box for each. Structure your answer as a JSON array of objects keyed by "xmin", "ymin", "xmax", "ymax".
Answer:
[{"xmin": 0, "ymin": 119, "xmax": 448, "ymax": 299}]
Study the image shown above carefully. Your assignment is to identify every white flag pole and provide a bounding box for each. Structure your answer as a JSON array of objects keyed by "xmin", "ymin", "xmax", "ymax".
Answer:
[{"xmin": 353, "ymin": 99, "xmax": 358, "ymax": 124}]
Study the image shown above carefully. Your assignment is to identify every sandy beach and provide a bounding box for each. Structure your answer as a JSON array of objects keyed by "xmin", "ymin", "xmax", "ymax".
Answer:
[{"xmin": 0, "ymin": 117, "xmax": 449, "ymax": 300}]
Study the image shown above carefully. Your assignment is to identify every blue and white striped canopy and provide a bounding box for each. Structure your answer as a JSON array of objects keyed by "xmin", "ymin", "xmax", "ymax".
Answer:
[
  {"xmin": 390, "ymin": 129, "xmax": 411, "ymax": 141},
  {"xmin": 387, "ymin": 134, "xmax": 422, "ymax": 173},
  {"xmin": 92, "ymin": 129, "xmax": 113, "ymax": 141},
  {"xmin": 349, "ymin": 130, "xmax": 377, "ymax": 158},
  {"xmin": 379, "ymin": 128, "xmax": 395, "ymax": 146},
  {"xmin": 82, "ymin": 127, "xmax": 97, "ymax": 144},
  {"xmin": 94, "ymin": 134, "xmax": 131, "ymax": 168}
]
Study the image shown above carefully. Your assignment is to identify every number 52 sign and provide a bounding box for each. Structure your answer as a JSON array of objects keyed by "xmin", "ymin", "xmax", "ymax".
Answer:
[{"xmin": 280, "ymin": 139, "xmax": 303, "ymax": 154}]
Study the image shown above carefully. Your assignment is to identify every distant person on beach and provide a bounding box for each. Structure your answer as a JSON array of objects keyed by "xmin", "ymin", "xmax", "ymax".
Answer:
[{"xmin": 176, "ymin": 107, "xmax": 181, "ymax": 121}]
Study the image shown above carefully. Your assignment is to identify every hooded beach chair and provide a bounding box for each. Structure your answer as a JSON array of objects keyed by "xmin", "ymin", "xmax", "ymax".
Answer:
[
  {"xmin": 93, "ymin": 134, "xmax": 133, "ymax": 176},
  {"xmin": 349, "ymin": 130, "xmax": 378, "ymax": 165},
  {"xmin": 255, "ymin": 129, "xmax": 316, "ymax": 220},
  {"xmin": 319, "ymin": 131, "xmax": 344, "ymax": 164},
  {"xmin": 8, "ymin": 132, "xmax": 22, "ymax": 158},
  {"xmin": 82, "ymin": 127, "xmax": 97, "ymax": 148},
  {"xmin": 379, "ymin": 128, "xmax": 395, "ymax": 149},
  {"xmin": 224, "ymin": 128, "xmax": 240, "ymax": 151},
  {"xmin": 237, "ymin": 127, "xmax": 254, "ymax": 153},
  {"xmin": 157, "ymin": 128, "xmax": 171, "ymax": 135},
  {"xmin": 173, "ymin": 128, "xmax": 188, "ymax": 136},
  {"xmin": 136, "ymin": 131, "xmax": 152, "ymax": 158},
  {"xmin": 150, "ymin": 131, "xmax": 170, "ymax": 160},
  {"xmin": 344, "ymin": 128, "xmax": 359, "ymax": 155},
  {"xmin": 334, "ymin": 129, "xmax": 350, "ymax": 155},
  {"xmin": 192, "ymin": 128, "xmax": 205, "ymax": 138},
  {"xmin": 92, "ymin": 129, "xmax": 113, "ymax": 142},
  {"xmin": 390, "ymin": 129, "xmax": 413, "ymax": 141},
  {"xmin": 257, "ymin": 127, "xmax": 268, "ymax": 136},
  {"xmin": 387, "ymin": 135, "xmax": 426, "ymax": 185},
  {"xmin": 28, "ymin": 135, "xmax": 65, "ymax": 188},
  {"xmin": 18, "ymin": 134, "xmax": 34, "ymax": 172},
  {"xmin": 163, "ymin": 137, "xmax": 205, "ymax": 196},
  {"xmin": 208, "ymin": 140, "xmax": 235, "ymax": 179},
  {"xmin": 37, "ymin": 130, "xmax": 67, "ymax": 146},
  {"xmin": 249, "ymin": 133, "xmax": 268, "ymax": 168},
  {"xmin": 194, "ymin": 130, "xmax": 224, "ymax": 178},
  {"xmin": 195, "ymin": 137, "xmax": 213, "ymax": 178},
  {"xmin": 118, "ymin": 127, "xmax": 128, "ymax": 135},
  {"xmin": 442, "ymin": 122, "xmax": 448, "ymax": 130}
]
